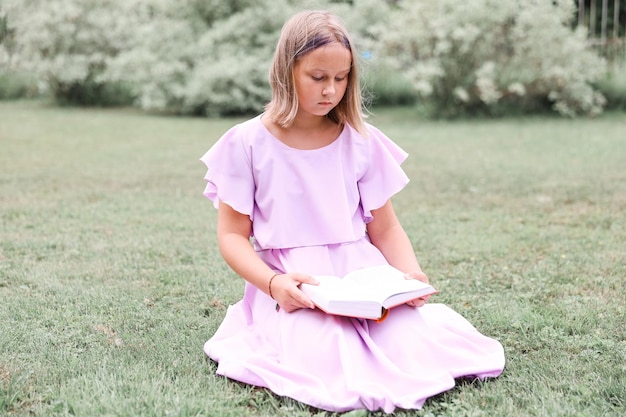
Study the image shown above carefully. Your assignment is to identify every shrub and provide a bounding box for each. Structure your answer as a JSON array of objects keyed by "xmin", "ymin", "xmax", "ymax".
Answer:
[
  {"xmin": 103, "ymin": 0, "xmax": 292, "ymax": 116},
  {"xmin": 595, "ymin": 62, "xmax": 626, "ymax": 111},
  {"xmin": 103, "ymin": 0, "xmax": 354, "ymax": 116},
  {"xmin": 2, "ymin": 0, "xmax": 610, "ymax": 117},
  {"xmin": 338, "ymin": 0, "xmax": 417, "ymax": 107},
  {"xmin": 361, "ymin": 62, "xmax": 417, "ymax": 106},
  {"xmin": 2, "ymin": 0, "xmax": 395, "ymax": 114},
  {"xmin": 374, "ymin": 0, "xmax": 608, "ymax": 117},
  {"xmin": 0, "ymin": 70, "xmax": 38, "ymax": 100},
  {"xmin": 0, "ymin": 4, "xmax": 37, "ymax": 99},
  {"xmin": 2, "ymin": 0, "xmax": 137, "ymax": 106}
]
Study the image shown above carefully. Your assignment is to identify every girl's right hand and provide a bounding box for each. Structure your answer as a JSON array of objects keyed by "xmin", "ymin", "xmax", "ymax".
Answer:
[{"xmin": 270, "ymin": 272, "xmax": 319, "ymax": 313}]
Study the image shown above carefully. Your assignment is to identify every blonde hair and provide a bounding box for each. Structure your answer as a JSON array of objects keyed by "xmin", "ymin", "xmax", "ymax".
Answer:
[{"xmin": 264, "ymin": 10, "xmax": 366, "ymax": 135}]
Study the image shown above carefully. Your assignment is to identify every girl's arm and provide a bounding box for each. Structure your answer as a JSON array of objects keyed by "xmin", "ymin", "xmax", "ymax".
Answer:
[
  {"xmin": 366, "ymin": 199, "xmax": 430, "ymax": 307},
  {"xmin": 217, "ymin": 200, "xmax": 316, "ymax": 312}
]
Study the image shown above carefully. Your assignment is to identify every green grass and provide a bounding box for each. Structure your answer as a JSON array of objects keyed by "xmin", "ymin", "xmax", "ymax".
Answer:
[{"xmin": 1, "ymin": 100, "xmax": 625, "ymax": 417}]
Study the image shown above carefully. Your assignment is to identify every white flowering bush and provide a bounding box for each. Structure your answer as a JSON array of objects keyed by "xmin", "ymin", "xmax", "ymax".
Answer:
[
  {"xmin": 2, "ymin": 0, "xmax": 610, "ymax": 116},
  {"xmin": 102, "ymin": 0, "xmax": 271, "ymax": 114},
  {"xmin": 103, "ymin": 0, "xmax": 352, "ymax": 115},
  {"xmin": 2, "ymin": 0, "xmax": 139, "ymax": 104},
  {"xmin": 1, "ymin": 0, "xmax": 378, "ymax": 112},
  {"xmin": 102, "ymin": 0, "xmax": 358, "ymax": 115},
  {"xmin": 154, "ymin": 0, "xmax": 292, "ymax": 115},
  {"xmin": 374, "ymin": 0, "xmax": 607, "ymax": 117},
  {"xmin": 2, "ymin": 0, "xmax": 270, "ymax": 108}
]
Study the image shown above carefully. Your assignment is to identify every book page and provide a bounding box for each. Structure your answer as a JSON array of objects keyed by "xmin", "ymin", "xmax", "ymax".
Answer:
[
  {"xmin": 344, "ymin": 265, "xmax": 436, "ymax": 307},
  {"xmin": 344, "ymin": 265, "xmax": 405, "ymax": 285},
  {"xmin": 302, "ymin": 275, "xmax": 378, "ymax": 304}
]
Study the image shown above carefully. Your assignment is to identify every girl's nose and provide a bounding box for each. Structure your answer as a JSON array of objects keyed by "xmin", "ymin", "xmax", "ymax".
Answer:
[{"xmin": 323, "ymin": 82, "xmax": 335, "ymax": 96}]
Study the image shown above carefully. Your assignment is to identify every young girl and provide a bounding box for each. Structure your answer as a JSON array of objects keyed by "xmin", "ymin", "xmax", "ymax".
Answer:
[{"xmin": 200, "ymin": 10, "xmax": 505, "ymax": 413}]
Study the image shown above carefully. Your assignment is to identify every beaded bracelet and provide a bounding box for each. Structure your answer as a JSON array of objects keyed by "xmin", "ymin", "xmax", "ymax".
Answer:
[{"xmin": 268, "ymin": 273, "xmax": 280, "ymax": 299}]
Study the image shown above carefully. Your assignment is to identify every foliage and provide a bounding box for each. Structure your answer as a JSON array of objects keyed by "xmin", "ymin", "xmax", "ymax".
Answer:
[
  {"xmin": 0, "ymin": 70, "xmax": 38, "ymax": 100},
  {"xmin": 595, "ymin": 62, "xmax": 626, "ymax": 111},
  {"xmin": 177, "ymin": 3, "xmax": 285, "ymax": 116},
  {"xmin": 1, "ymin": 0, "xmax": 134, "ymax": 105},
  {"xmin": 374, "ymin": 0, "xmax": 607, "ymax": 117},
  {"xmin": 1, "ymin": 0, "xmax": 343, "ymax": 113},
  {"xmin": 0, "ymin": 0, "xmax": 613, "ymax": 117},
  {"xmin": 361, "ymin": 62, "xmax": 418, "ymax": 107},
  {"xmin": 0, "ymin": 3, "xmax": 18, "ymax": 70},
  {"xmin": 102, "ymin": 0, "xmax": 360, "ymax": 116},
  {"xmin": 103, "ymin": 0, "xmax": 291, "ymax": 116}
]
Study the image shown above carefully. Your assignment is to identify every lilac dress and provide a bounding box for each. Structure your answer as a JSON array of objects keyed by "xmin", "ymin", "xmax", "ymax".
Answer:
[{"xmin": 200, "ymin": 116, "xmax": 505, "ymax": 413}]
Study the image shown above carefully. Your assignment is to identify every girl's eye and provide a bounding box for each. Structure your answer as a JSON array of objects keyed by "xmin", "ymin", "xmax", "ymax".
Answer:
[
  {"xmin": 312, "ymin": 76, "xmax": 324, "ymax": 81},
  {"xmin": 335, "ymin": 77, "xmax": 346, "ymax": 82}
]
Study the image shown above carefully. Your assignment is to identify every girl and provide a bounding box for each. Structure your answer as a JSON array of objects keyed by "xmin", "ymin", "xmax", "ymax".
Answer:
[{"xmin": 200, "ymin": 10, "xmax": 505, "ymax": 413}]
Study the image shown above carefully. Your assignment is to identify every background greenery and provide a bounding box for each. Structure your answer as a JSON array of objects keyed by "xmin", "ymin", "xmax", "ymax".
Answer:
[
  {"xmin": 1, "ymin": 100, "xmax": 624, "ymax": 416},
  {"xmin": 1, "ymin": 0, "xmax": 621, "ymax": 117}
]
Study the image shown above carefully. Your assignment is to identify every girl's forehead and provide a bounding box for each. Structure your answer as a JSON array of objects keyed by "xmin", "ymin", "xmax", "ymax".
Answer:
[
  {"xmin": 296, "ymin": 43, "xmax": 352, "ymax": 70},
  {"xmin": 295, "ymin": 31, "xmax": 351, "ymax": 57}
]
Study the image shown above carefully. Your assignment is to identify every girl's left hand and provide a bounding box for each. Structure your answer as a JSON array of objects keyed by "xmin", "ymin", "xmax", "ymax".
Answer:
[{"xmin": 404, "ymin": 270, "xmax": 430, "ymax": 308}]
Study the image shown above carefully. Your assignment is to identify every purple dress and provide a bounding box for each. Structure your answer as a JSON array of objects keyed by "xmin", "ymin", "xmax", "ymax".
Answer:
[{"xmin": 200, "ymin": 116, "xmax": 505, "ymax": 413}]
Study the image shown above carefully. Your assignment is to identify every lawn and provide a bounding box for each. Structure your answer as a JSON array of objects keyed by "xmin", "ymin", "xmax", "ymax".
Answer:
[{"xmin": 0, "ymin": 100, "xmax": 624, "ymax": 416}]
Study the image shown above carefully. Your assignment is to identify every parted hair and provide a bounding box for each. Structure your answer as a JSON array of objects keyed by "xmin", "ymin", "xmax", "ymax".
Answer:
[{"xmin": 264, "ymin": 10, "xmax": 366, "ymax": 135}]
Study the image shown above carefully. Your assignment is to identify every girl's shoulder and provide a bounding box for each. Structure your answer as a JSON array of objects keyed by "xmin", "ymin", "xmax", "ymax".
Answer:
[
  {"xmin": 346, "ymin": 122, "xmax": 408, "ymax": 165},
  {"xmin": 220, "ymin": 115, "xmax": 266, "ymax": 142},
  {"xmin": 202, "ymin": 116, "xmax": 267, "ymax": 165},
  {"xmin": 343, "ymin": 121, "xmax": 389, "ymax": 140}
]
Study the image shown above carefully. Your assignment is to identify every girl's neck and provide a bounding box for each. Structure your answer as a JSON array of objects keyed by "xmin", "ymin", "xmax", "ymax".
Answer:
[
  {"xmin": 290, "ymin": 113, "xmax": 333, "ymax": 132},
  {"xmin": 263, "ymin": 114, "xmax": 342, "ymax": 150}
]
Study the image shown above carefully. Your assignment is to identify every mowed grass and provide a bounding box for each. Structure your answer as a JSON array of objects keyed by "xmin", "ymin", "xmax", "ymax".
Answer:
[{"xmin": 0, "ymin": 100, "xmax": 624, "ymax": 417}]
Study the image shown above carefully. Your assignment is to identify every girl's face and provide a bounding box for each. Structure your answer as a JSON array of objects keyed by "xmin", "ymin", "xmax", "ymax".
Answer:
[{"xmin": 293, "ymin": 42, "xmax": 352, "ymax": 120}]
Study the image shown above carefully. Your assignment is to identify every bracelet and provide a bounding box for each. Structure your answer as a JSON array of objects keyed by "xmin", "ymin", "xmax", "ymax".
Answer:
[{"xmin": 268, "ymin": 273, "xmax": 280, "ymax": 299}]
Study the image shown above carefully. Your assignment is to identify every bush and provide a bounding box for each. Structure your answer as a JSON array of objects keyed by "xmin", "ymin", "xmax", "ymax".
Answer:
[
  {"xmin": 2, "ymin": 0, "xmax": 138, "ymax": 106},
  {"xmin": 339, "ymin": 0, "xmax": 417, "ymax": 107},
  {"xmin": 595, "ymin": 62, "xmax": 626, "ymax": 111},
  {"xmin": 2, "ymin": 0, "xmax": 398, "ymax": 113},
  {"xmin": 361, "ymin": 62, "xmax": 417, "ymax": 106},
  {"xmin": 2, "ymin": 0, "xmax": 611, "ymax": 117},
  {"xmin": 50, "ymin": 78, "xmax": 135, "ymax": 107},
  {"xmin": 0, "ymin": 70, "xmax": 38, "ymax": 100},
  {"xmin": 103, "ymin": 0, "xmax": 358, "ymax": 116},
  {"xmin": 103, "ymin": 0, "xmax": 291, "ymax": 116},
  {"xmin": 374, "ymin": 0, "xmax": 608, "ymax": 117}
]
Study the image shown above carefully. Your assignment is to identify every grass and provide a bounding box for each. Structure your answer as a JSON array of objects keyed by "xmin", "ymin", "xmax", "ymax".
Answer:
[{"xmin": 0, "ymin": 100, "xmax": 625, "ymax": 417}]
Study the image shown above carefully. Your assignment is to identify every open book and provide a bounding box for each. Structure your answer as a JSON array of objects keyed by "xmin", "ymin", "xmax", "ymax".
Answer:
[{"xmin": 300, "ymin": 265, "xmax": 437, "ymax": 321}]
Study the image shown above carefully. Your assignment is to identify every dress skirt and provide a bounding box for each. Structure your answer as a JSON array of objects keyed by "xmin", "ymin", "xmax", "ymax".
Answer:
[{"xmin": 205, "ymin": 240, "xmax": 505, "ymax": 413}]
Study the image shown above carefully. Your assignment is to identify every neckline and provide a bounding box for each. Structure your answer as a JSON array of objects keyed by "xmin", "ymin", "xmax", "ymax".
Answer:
[{"xmin": 258, "ymin": 114, "xmax": 346, "ymax": 151}]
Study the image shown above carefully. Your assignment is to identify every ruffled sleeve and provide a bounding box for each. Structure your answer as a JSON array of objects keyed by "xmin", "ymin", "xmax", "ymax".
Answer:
[
  {"xmin": 358, "ymin": 124, "xmax": 410, "ymax": 223},
  {"xmin": 199, "ymin": 123, "xmax": 255, "ymax": 217}
]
